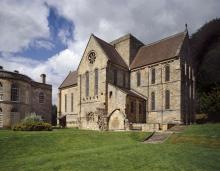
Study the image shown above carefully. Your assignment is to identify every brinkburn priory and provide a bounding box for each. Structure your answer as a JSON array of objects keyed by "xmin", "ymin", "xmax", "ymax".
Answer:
[{"xmin": 57, "ymin": 28, "xmax": 195, "ymax": 131}]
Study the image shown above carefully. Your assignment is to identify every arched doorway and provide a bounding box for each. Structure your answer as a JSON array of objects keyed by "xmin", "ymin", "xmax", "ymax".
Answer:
[{"xmin": 108, "ymin": 110, "xmax": 125, "ymax": 130}]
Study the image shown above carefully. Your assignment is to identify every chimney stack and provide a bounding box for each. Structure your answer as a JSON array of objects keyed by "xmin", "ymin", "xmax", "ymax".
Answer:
[
  {"xmin": 14, "ymin": 70, "xmax": 19, "ymax": 73},
  {"xmin": 0, "ymin": 66, "xmax": 3, "ymax": 70},
  {"xmin": 40, "ymin": 74, "xmax": 46, "ymax": 84}
]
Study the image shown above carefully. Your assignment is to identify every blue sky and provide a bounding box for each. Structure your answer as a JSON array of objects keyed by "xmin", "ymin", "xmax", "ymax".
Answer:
[
  {"xmin": 0, "ymin": 0, "xmax": 219, "ymax": 104},
  {"xmin": 16, "ymin": 6, "xmax": 74, "ymax": 61}
]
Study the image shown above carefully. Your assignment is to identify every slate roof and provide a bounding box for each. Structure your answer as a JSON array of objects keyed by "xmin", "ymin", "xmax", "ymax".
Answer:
[
  {"xmin": 93, "ymin": 35, "xmax": 128, "ymax": 69},
  {"xmin": 59, "ymin": 71, "xmax": 77, "ymax": 89},
  {"xmin": 130, "ymin": 31, "xmax": 187, "ymax": 69}
]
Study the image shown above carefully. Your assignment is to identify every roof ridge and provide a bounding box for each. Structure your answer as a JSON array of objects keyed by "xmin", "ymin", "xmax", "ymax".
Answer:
[
  {"xmin": 143, "ymin": 31, "xmax": 186, "ymax": 49},
  {"xmin": 93, "ymin": 34, "xmax": 128, "ymax": 69}
]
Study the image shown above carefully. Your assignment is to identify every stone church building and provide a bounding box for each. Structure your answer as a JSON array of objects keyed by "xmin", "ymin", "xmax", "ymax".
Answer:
[
  {"xmin": 57, "ymin": 29, "xmax": 195, "ymax": 131},
  {"xmin": 0, "ymin": 67, "xmax": 52, "ymax": 128}
]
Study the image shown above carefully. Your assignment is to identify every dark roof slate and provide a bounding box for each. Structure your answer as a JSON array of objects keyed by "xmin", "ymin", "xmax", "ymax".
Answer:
[
  {"xmin": 93, "ymin": 35, "xmax": 128, "ymax": 69},
  {"xmin": 59, "ymin": 71, "xmax": 77, "ymax": 89},
  {"xmin": 130, "ymin": 32, "xmax": 187, "ymax": 69}
]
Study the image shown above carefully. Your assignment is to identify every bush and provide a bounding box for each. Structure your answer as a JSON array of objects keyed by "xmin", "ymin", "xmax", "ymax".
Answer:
[
  {"xmin": 195, "ymin": 113, "xmax": 208, "ymax": 124},
  {"xmin": 13, "ymin": 114, "xmax": 52, "ymax": 131}
]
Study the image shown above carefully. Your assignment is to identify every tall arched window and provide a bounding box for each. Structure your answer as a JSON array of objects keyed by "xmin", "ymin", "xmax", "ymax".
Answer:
[
  {"xmin": 39, "ymin": 92, "xmax": 45, "ymax": 104},
  {"xmin": 11, "ymin": 83, "xmax": 19, "ymax": 102},
  {"xmin": 165, "ymin": 90, "xmax": 170, "ymax": 109},
  {"xmin": 85, "ymin": 71, "xmax": 89, "ymax": 97},
  {"xmin": 137, "ymin": 71, "xmax": 141, "ymax": 86},
  {"xmin": 151, "ymin": 92, "xmax": 155, "ymax": 110},
  {"xmin": 165, "ymin": 65, "xmax": 170, "ymax": 82},
  {"xmin": 0, "ymin": 82, "xmax": 3, "ymax": 101},
  {"xmin": 71, "ymin": 93, "xmax": 74, "ymax": 112},
  {"xmin": 0, "ymin": 107, "xmax": 2, "ymax": 113},
  {"xmin": 151, "ymin": 68, "xmax": 155, "ymax": 84},
  {"xmin": 94, "ymin": 69, "xmax": 98, "ymax": 96}
]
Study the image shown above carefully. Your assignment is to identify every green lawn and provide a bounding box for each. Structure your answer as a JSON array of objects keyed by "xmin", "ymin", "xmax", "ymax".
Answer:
[{"xmin": 0, "ymin": 124, "xmax": 220, "ymax": 171}]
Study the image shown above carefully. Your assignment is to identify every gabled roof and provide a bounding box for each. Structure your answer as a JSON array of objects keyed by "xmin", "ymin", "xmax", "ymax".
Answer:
[
  {"xmin": 130, "ymin": 31, "xmax": 187, "ymax": 69},
  {"xmin": 59, "ymin": 71, "xmax": 77, "ymax": 89},
  {"xmin": 93, "ymin": 35, "xmax": 128, "ymax": 69}
]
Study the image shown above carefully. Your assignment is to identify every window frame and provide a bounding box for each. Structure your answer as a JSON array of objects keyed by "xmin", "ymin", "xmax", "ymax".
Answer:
[
  {"xmin": 137, "ymin": 71, "xmax": 141, "ymax": 87},
  {"xmin": 94, "ymin": 69, "xmax": 98, "ymax": 96},
  {"xmin": 151, "ymin": 68, "xmax": 155, "ymax": 84},
  {"xmin": 65, "ymin": 94, "xmax": 67, "ymax": 112},
  {"xmin": 151, "ymin": 92, "xmax": 155, "ymax": 111},
  {"xmin": 71, "ymin": 93, "xmax": 74, "ymax": 112},
  {"xmin": 11, "ymin": 83, "xmax": 19, "ymax": 102},
  {"xmin": 165, "ymin": 90, "xmax": 170, "ymax": 110},
  {"xmin": 85, "ymin": 71, "xmax": 89, "ymax": 97},
  {"xmin": 0, "ymin": 82, "xmax": 3, "ymax": 101},
  {"xmin": 165, "ymin": 65, "xmax": 170, "ymax": 82},
  {"xmin": 39, "ymin": 92, "xmax": 45, "ymax": 104}
]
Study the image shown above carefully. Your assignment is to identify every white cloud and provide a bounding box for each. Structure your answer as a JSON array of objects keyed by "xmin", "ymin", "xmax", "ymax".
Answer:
[
  {"xmin": 0, "ymin": 0, "xmax": 49, "ymax": 52},
  {"xmin": 30, "ymin": 40, "xmax": 54, "ymax": 50},
  {"xmin": 0, "ymin": 49, "xmax": 80, "ymax": 104},
  {"xmin": 0, "ymin": 0, "xmax": 220, "ymax": 105}
]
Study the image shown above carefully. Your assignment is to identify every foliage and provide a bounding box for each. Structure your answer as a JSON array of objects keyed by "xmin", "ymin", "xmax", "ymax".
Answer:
[
  {"xmin": 190, "ymin": 18, "xmax": 220, "ymax": 122},
  {"xmin": 51, "ymin": 105, "xmax": 57, "ymax": 126},
  {"xmin": 12, "ymin": 114, "xmax": 52, "ymax": 131},
  {"xmin": 197, "ymin": 86, "xmax": 220, "ymax": 122},
  {"xmin": 0, "ymin": 125, "xmax": 220, "ymax": 171}
]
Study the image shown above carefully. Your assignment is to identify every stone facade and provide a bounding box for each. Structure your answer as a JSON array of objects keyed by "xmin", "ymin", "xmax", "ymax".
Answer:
[
  {"xmin": 0, "ymin": 67, "xmax": 52, "ymax": 128},
  {"xmin": 58, "ymin": 30, "xmax": 195, "ymax": 131}
]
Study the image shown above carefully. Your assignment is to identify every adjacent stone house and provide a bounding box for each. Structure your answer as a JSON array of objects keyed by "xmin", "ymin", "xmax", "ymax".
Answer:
[
  {"xmin": 57, "ymin": 29, "xmax": 195, "ymax": 131},
  {"xmin": 0, "ymin": 67, "xmax": 52, "ymax": 128}
]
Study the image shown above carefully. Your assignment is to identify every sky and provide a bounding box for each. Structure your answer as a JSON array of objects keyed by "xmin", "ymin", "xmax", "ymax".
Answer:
[{"xmin": 0, "ymin": 0, "xmax": 220, "ymax": 104}]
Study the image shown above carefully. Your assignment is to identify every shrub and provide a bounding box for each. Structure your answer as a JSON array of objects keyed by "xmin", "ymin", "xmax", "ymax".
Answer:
[
  {"xmin": 13, "ymin": 114, "xmax": 52, "ymax": 131},
  {"xmin": 195, "ymin": 113, "xmax": 208, "ymax": 124}
]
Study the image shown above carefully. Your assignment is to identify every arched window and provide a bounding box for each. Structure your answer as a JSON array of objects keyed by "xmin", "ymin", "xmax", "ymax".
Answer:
[
  {"xmin": 85, "ymin": 71, "xmax": 89, "ymax": 97},
  {"xmin": 71, "ymin": 93, "xmax": 74, "ymax": 112},
  {"xmin": 151, "ymin": 68, "xmax": 155, "ymax": 84},
  {"xmin": 165, "ymin": 90, "xmax": 170, "ymax": 109},
  {"xmin": 39, "ymin": 92, "xmax": 45, "ymax": 104},
  {"xmin": 11, "ymin": 83, "xmax": 19, "ymax": 102},
  {"xmin": 165, "ymin": 65, "xmax": 170, "ymax": 81},
  {"xmin": 0, "ymin": 108, "xmax": 2, "ymax": 113},
  {"xmin": 0, "ymin": 82, "xmax": 3, "ymax": 101},
  {"xmin": 65, "ymin": 94, "xmax": 67, "ymax": 112},
  {"xmin": 151, "ymin": 92, "xmax": 155, "ymax": 110},
  {"xmin": 137, "ymin": 71, "xmax": 141, "ymax": 86},
  {"xmin": 94, "ymin": 69, "xmax": 98, "ymax": 96}
]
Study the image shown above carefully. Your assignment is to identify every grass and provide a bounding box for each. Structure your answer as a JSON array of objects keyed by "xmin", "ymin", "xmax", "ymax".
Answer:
[{"xmin": 0, "ymin": 124, "xmax": 220, "ymax": 171}]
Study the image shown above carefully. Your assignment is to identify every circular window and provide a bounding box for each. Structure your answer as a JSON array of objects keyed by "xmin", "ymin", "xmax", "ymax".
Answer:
[{"xmin": 88, "ymin": 51, "xmax": 96, "ymax": 64}]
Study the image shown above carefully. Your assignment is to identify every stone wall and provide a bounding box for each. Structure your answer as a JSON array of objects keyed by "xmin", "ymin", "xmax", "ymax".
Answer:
[
  {"xmin": 59, "ymin": 86, "xmax": 78, "ymax": 127},
  {"xmin": 131, "ymin": 58, "xmax": 182, "ymax": 124},
  {"xmin": 0, "ymin": 75, "xmax": 52, "ymax": 127}
]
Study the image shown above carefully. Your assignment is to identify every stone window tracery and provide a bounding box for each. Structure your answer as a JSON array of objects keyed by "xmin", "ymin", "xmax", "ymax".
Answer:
[{"xmin": 88, "ymin": 51, "xmax": 96, "ymax": 64}]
